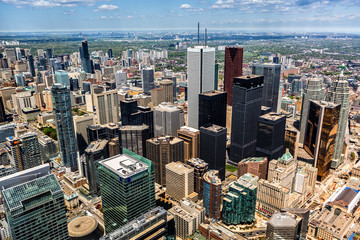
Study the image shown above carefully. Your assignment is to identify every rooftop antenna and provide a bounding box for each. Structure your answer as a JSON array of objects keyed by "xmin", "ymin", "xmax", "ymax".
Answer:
[
  {"xmin": 80, "ymin": 32, "xmax": 86, "ymax": 41},
  {"xmin": 197, "ymin": 22, "xmax": 200, "ymax": 45},
  {"xmin": 205, "ymin": 28, "xmax": 207, "ymax": 47}
]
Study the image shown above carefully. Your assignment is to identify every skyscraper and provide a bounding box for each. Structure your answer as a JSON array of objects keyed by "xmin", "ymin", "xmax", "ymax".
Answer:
[
  {"xmin": 238, "ymin": 157, "xmax": 268, "ymax": 180},
  {"xmin": 5, "ymin": 132, "xmax": 42, "ymax": 172},
  {"xmin": 28, "ymin": 54, "xmax": 36, "ymax": 77},
  {"xmin": 119, "ymin": 125, "xmax": 151, "ymax": 157},
  {"xmin": 81, "ymin": 40, "xmax": 92, "ymax": 73},
  {"xmin": 0, "ymin": 96, "xmax": 6, "ymax": 122},
  {"xmin": 93, "ymin": 90, "xmax": 119, "ymax": 125},
  {"xmin": 98, "ymin": 149, "xmax": 155, "ymax": 233},
  {"xmin": 142, "ymin": 67, "xmax": 155, "ymax": 94},
  {"xmin": 153, "ymin": 102, "xmax": 184, "ymax": 137},
  {"xmin": 198, "ymin": 90, "xmax": 227, "ymax": 128},
  {"xmin": 256, "ymin": 112, "xmax": 286, "ymax": 161},
  {"xmin": 146, "ymin": 136, "xmax": 184, "ymax": 185},
  {"xmin": 177, "ymin": 126, "xmax": 200, "ymax": 162},
  {"xmin": 187, "ymin": 158, "xmax": 208, "ymax": 199},
  {"xmin": 108, "ymin": 48, "xmax": 113, "ymax": 58},
  {"xmin": 187, "ymin": 46, "xmax": 215, "ymax": 129},
  {"xmin": 0, "ymin": 164, "xmax": 69, "ymax": 240},
  {"xmin": 266, "ymin": 212, "xmax": 303, "ymax": 240},
  {"xmin": 73, "ymin": 114, "xmax": 95, "ymax": 153},
  {"xmin": 326, "ymin": 75, "xmax": 350, "ymax": 168},
  {"xmin": 200, "ymin": 124, "xmax": 227, "ymax": 180},
  {"xmin": 166, "ymin": 161, "xmax": 194, "ymax": 201},
  {"xmin": 55, "ymin": 70, "xmax": 70, "ymax": 88},
  {"xmin": 299, "ymin": 77, "xmax": 325, "ymax": 144},
  {"xmin": 203, "ymin": 170, "xmax": 221, "ymax": 220},
  {"xmin": 304, "ymin": 100, "xmax": 340, "ymax": 180},
  {"xmin": 252, "ymin": 63, "xmax": 281, "ymax": 112},
  {"xmin": 158, "ymin": 79, "xmax": 174, "ymax": 103},
  {"xmin": 230, "ymin": 75, "xmax": 264, "ymax": 162},
  {"xmin": 222, "ymin": 173, "xmax": 258, "ymax": 225},
  {"xmin": 224, "ymin": 47, "xmax": 243, "ymax": 106},
  {"xmin": 46, "ymin": 48, "xmax": 53, "ymax": 59},
  {"xmin": 84, "ymin": 139, "xmax": 109, "ymax": 195},
  {"xmin": 52, "ymin": 83, "xmax": 78, "ymax": 169}
]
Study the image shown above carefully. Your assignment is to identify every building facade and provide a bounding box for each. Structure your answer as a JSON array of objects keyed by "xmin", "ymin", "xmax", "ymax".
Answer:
[
  {"xmin": 224, "ymin": 47, "xmax": 243, "ymax": 106},
  {"xmin": 198, "ymin": 90, "xmax": 227, "ymax": 128},
  {"xmin": 203, "ymin": 170, "xmax": 221, "ymax": 220},
  {"xmin": 230, "ymin": 75, "xmax": 263, "ymax": 162},
  {"xmin": 177, "ymin": 126, "xmax": 200, "ymax": 162}
]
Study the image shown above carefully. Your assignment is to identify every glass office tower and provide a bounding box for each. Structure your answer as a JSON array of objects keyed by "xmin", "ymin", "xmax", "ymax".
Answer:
[
  {"xmin": 51, "ymin": 83, "xmax": 78, "ymax": 169},
  {"xmin": 98, "ymin": 148, "xmax": 155, "ymax": 234}
]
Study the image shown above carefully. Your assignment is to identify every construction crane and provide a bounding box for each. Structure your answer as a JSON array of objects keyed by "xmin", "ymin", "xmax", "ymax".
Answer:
[{"xmin": 80, "ymin": 32, "xmax": 86, "ymax": 41}]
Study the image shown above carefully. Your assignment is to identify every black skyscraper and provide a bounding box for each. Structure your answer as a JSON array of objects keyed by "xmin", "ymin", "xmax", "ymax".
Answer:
[
  {"xmin": 46, "ymin": 48, "xmax": 53, "ymax": 59},
  {"xmin": 200, "ymin": 124, "xmax": 227, "ymax": 180},
  {"xmin": 199, "ymin": 90, "xmax": 227, "ymax": 128},
  {"xmin": 0, "ymin": 96, "xmax": 6, "ymax": 122},
  {"xmin": 81, "ymin": 40, "xmax": 92, "ymax": 73},
  {"xmin": 108, "ymin": 48, "xmax": 113, "ymax": 58},
  {"xmin": 230, "ymin": 75, "xmax": 264, "ymax": 163},
  {"xmin": 120, "ymin": 99, "xmax": 139, "ymax": 125},
  {"xmin": 28, "ymin": 54, "xmax": 36, "ymax": 77},
  {"xmin": 256, "ymin": 112, "xmax": 286, "ymax": 161}
]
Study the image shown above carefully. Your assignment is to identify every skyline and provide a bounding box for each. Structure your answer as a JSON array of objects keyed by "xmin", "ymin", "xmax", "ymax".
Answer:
[{"xmin": 0, "ymin": 0, "xmax": 360, "ymax": 33}]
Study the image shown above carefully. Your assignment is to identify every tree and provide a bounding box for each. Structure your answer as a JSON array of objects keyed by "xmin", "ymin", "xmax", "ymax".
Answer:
[{"xmin": 351, "ymin": 152, "xmax": 356, "ymax": 161}]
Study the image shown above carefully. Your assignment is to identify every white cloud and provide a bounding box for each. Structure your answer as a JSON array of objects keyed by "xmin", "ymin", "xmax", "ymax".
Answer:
[
  {"xmin": 211, "ymin": 0, "xmax": 236, "ymax": 9},
  {"xmin": 1, "ymin": 0, "xmax": 101, "ymax": 8},
  {"xmin": 179, "ymin": 3, "xmax": 204, "ymax": 11},
  {"xmin": 180, "ymin": 3, "xmax": 192, "ymax": 9},
  {"xmin": 100, "ymin": 16, "xmax": 106, "ymax": 19},
  {"xmin": 96, "ymin": 4, "xmax": 118, "ymax": 11}
]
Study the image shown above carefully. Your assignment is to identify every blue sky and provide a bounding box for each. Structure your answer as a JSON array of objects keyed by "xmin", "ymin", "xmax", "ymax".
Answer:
[{"xmin": 0, "ymin": 0, "xmax": 360, "ymax": 32}]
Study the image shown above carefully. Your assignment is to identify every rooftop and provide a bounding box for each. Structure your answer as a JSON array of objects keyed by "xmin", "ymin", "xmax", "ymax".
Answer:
[
  {"xmin": 240, "ymin": 157, "xmax": 267, "ymax": 163},
  {"xmin": 2, "ymin": 174, "xmax": 61, "ymax": 212},
  {"xmin": 119, "ymin": 124, "xmax": 148, "ymax": 131},
  {"xmin": 200, "ymin": 124, "xmax": 226, "ymax": 133},
  {"xmin": 204, "ymin": 170, "xmax": 221, "ymax": 185},
  {"xmin": 166, "ymin": 162, "xmax": 193, "ymax": 175},
  {"xmin": 260, "ymin": 112, "xmax": 286, "ymax": 122},
  {"xmin": 68, "ymin": 216, "xmax": 98, "ymax": 238},
  {"xmin": 269, "ymin": 212, "xmax": 299, "ymax": 227},
  {"xmin": 99, "ymin": 153, "xmax": 149, "ymax": 178},
  {"xmin": 85, "ymin": 139, "xmax": 108, "ymax": 153},
  {"xmin": 200, "ymin": 90, "xmax": 226, "ymax": 97}
]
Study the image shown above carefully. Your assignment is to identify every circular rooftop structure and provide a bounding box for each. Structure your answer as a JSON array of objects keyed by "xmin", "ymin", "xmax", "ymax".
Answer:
[{"xmin": 68, "ymin": 216, "xmax": 98, "ymax": 238}]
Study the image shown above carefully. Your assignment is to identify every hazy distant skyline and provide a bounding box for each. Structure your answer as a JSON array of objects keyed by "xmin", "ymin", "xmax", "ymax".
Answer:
[{"xmin": 0, "ymin": 0, "xmax": 360, "ymax": 33}]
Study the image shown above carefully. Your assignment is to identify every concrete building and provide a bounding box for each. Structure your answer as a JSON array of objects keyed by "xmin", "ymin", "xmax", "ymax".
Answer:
[
  {"xmin": 38, "ymin": 135, "xmax": 57, "ymax": 162},
  {"xmin": 55, "ymin": 70, "xmax": 70, "ymax": 88},
  {"xmin": 151, "ymin": 88, "xmax": 165, "ymax": 106},
  {"xmin": 284, "ymin": 122, "xmax": 300, "ymax": 160},
  {"xmin": 166, "ymin": 161, "xmax": 194, "ymax": 201},
  {"xmin": 100, "ymin": 207, "xmax": 173, "ymax": 240},
  {"xmin": 266, "ymin": 212, "xmax": 302, "ymax": 240},
  {"xmin": 153, "ymin": 102, "xmax": 184, "ymax": 137},
  {"xmin": 187, "ymin": 158, "xmax": 209, "ymax": 199},
  {"xmin": 299, "ymin": 77, "xmax": 325, "ymax": 144},
  {"xmin": 267, "ymin": 149, "xmax": 297, "ymax": 191},
  {"xmin": 146, "ymin": 136, "xmax": 184, "ymax": 185},
  {"xmin": 237, "ymin": 157, "xmax": 268, "ymax": 179},
  {"xmin": 159, "ymin": 79, "xmax": 174, "ymax": 103},
  {"xmin": 73, "ymin": 114, "xmax": 95, "ymax": 153},
  {"xmin": 187, "ymin": 46, "xmax": 215, "ymax": 129},
  {"xmin": 222, "ymin": 173, "xmax": 258, "ymax": 225},
  {"xmin": 203, "ymin": 170, "xmax": 221, "ymax": 220},
  {"xmin": 98, "ymin": 149, "xmax": 156, "ymax": 233},
  {"xmin": 168, "ymin": 199, "xmax": 205, "ymax": 239},
  {"xmin": 5, "ymin": 132, "xmax": 42, "ymax": 172},
  {"xmin": 115, "ymin": 70, "xmax": 127, "ymax": 89},
  {"xmin": 93, "ymin": 89, "xmax": 119, "ymax": 125},
  {"xmin": 177, "ymin": 126, "xmax": 200, "ymax": 162}
]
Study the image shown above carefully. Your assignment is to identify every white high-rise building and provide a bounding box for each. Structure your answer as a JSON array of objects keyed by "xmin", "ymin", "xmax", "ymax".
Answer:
[
  {"xmin": 187, "ymin": 46, "xmax": 215, "ymax": 129},
  {"xmin": 115, "ymin": 70, "xmax": 127, "ymax": 88}
]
